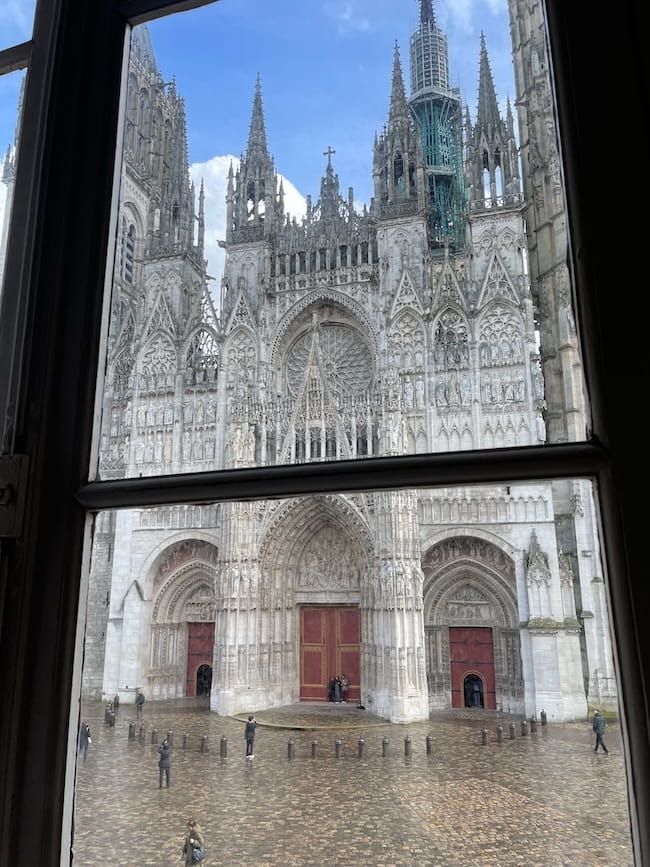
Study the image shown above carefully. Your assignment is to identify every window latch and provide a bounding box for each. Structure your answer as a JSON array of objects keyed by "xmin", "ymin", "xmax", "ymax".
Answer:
[{"xmin": 0, "ymin": 455, "xmax": 28, "ymax": 538}]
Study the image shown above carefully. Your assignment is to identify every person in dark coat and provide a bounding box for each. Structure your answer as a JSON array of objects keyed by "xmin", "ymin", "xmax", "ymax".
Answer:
[
  {"xmin": 592, "ymin": 710, "xmax": 609, "ymax": 754},
  {"xmin": 135, "ymin": 688, "xmax": 145, "ymax": 719},
  {"xmin": 158, "ymin": 738, "xmax": 172, "ymax": 787},
  {"xmin": 182, "ymin": 817, "xmax": 205, "ymax": 865},
  {"xmin": 112, "ymin": 693, "xmax": 120, "ymax": 713},
  {"xmin": 244, "ymin": 715, "xmax": 257, "ymax": 758},
  {"xmin": 77, "ymin": 720, "xmax": 91, "ymax": 762}
]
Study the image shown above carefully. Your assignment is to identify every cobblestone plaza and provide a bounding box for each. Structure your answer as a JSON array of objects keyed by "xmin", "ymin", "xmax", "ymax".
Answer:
[{"xmin": 72, "ymin": 699, "xmax": 634, "ymax": 866}]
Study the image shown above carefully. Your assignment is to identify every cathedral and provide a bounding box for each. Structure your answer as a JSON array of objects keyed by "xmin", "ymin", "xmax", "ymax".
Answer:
[{"xmin": 74, "ymin": 1, "xmax": 617, "ymax": 723}]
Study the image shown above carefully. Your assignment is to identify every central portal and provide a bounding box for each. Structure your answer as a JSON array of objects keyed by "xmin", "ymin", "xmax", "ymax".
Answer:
[{"xmin": 300, "ymin": 606, "xmax": 360, "ymax": 703}]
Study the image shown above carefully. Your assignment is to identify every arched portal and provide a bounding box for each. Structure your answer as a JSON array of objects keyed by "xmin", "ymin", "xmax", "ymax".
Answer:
[
  {"xmin": 149, "ymin": 538, "xmax": 218, "ymax": 699},
  {"xmin": 257, "ymin": 494, "xmax": 374, "ymax": 706},
  {"xmin": 423, "ymin": 534, "xmax": 523, "ymax": 713}
]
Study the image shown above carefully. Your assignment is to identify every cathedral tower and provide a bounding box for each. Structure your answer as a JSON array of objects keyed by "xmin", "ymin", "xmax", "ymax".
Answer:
[{"xmin": 409, "ymin": 0, "xmax": 466, "ymax": 250}]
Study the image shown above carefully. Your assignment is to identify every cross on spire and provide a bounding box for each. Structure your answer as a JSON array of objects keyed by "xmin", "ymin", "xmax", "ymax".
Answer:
[{"xmin": 323, "ymin": 146, "xmax": 336, "ymax": 166}]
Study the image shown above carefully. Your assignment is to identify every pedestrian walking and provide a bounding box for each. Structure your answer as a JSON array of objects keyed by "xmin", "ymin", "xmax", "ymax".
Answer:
[
  {"xmin": 113, "ymin": 693, "xmax": 120, "ymax": 714},
  {"xmin": 135, "ymin": 688, "xmax": 145, "ymax": 720},
  {"xmin": 592, "ymin": 709, "xmax": 609, "ymax": 754},
  {"xmin": 77, "ymin": 720, "xmax": 91, "ymax": 762},
  {"xmin": 182, "ymin": 817, "xmax": 206, "ymax": 865},
  {"xmin": 244, "ymin": 714, "xmax": 257, "ymax": 758},
  {"xmin": 158, "ymin": 738, "xmax": 172, "ymax": 787}
]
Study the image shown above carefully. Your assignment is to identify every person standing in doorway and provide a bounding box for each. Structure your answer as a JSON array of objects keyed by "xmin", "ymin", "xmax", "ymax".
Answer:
[
  {"xmin": 77, "ymin": 720, "xmax": 91, "ymax": 762},
  {"xmin": 158, "ymin": 738, "xmax": 172, "ymax": 787},
  {"xmin": 244, "ymin": 715, "xmax": 257, "ymax": 758},
  {"xmin": 592, "ymin": 709, "xmax": 609, "ymax": 754},
  {"xmin": 135, "ymin": 688, "xmax": 145, "ymax": 720},
  {"xmin": 340, "ymin": 673, "xmax": 350, "ymax": 703}
]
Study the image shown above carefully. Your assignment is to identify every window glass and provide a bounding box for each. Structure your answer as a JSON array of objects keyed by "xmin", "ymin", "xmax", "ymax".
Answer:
[
  {"xmin": 75, "ymin": 476, "xmax": 631, "ymax": 862},
  {"xmin": 0, "ymin": 68, "xmax": 25, "ymax": 301},
  {"xmin": 0, "ymin": 0, "xmax": 35, "ymax": 52},
  {"xmin": 93, "ymin": 0, "xmax": 589, "ymax": 482}
]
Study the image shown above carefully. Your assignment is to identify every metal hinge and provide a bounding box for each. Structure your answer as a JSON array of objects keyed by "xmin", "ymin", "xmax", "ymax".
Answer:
[{"xmin": 0, "ymin": 454, "xmax": 28, "ymax": 538}]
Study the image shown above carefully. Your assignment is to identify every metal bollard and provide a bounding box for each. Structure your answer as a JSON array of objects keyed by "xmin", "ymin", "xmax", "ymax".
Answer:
[
  {"xmin": 481, "ymin": 729, "xmax": 488, "ymax": 745},
  {"xmin": 311, "ymin": 739, "xmax": 318, "ymax": 759},
  {"xmin": 426, "ymin": 734, "xmax": 433, "ymax": 755},
  {"xmin": 219, "ymin": 735, "xmax": 227, "ymax": 757},
  {"xmin": 166, "ymin": 730, "xmax": 173, "ymax": 747},
  {"xmin": 530, "ymin": 716, "xmax": 537, "ymax": 733},
  {"xmin": 509, "ymin": 723, "xmax": 516, "ymax": 740},
  {"xmin": 404, "ymin": 736, "xmax": 412, "ymax": 757},
  {"xmin": 521, "ymin": 720, "xmax": 528, "ymax": 736},
  {"xmin": 358, "ymin": 737, "xmax": 365, "ymax": 758},
  {"xmin": 334, "ymin": 738, "xmax": 342, "ymax": 759},
  {"xmin": 496, "ymin": 725, "xmax": 503, "ymax": 743},
  {"xmin": 128, "ymin": 721, "xmax": 135, "ymax": 740},
  {"xmin": 200, "ymin": 735, "xmax": 209, "ymax": 753},
  {"xmin": 182, "ymin": 733, "xmax": 190, "ymax": 749},
  {"xmin": 382, "ymin": 737, "xmax": 389, "ymax": 757},
  {"xmin": 287, "ymin": 739, "xmax": 295, "ymax": 760},
  {"xmin": 541, "ymin": 709, "xmax": 547, "ymax": 725},
  {"xmin": 138, "ymin": 724, "xmax": 145, "ymax": 742},
  {"xmin": 151, "ymin": 728, "xmax": 158, "ymax": 744}
]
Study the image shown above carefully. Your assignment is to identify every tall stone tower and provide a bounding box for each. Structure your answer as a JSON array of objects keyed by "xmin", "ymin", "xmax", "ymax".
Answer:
[{"xmin": 76, "ymin": 3, "xmax": 616, "ymax": 723}]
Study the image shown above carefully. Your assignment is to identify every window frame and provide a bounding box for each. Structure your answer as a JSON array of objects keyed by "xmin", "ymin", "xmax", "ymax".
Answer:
[{"xmin": 0, "ymin": 1, "xmax": 647, "ymax": 865}]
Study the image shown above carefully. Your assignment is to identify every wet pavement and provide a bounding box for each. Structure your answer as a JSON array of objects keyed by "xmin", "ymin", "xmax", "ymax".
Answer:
[{"xmin": 73, "ymin": 698, "xmax": 635, "ymax": 866}]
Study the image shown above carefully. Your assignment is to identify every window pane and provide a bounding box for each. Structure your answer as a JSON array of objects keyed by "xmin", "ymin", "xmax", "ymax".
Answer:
[
  {"xmin": 0, "ymin": 68, "xmax": 25, "ymax": 302},
  {"xmin": 93, "ymin": 0, "xmax": 589, "ymax": 482},
  {"xmin": 74, "ymin": 476, "xmax": 631, "ymax": 862},
  {"xmin": 0, "ymin": 1, "xmax": 35, "ymax": 52}
]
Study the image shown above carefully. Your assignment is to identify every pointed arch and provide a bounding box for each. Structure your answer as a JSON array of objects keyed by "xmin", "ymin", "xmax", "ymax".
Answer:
[
  {"xmin": 137, "ymin": 331, "xmax": 177, "ymax": 392},
  {"xmin": 477, "ymin": 301, "xmax": 525, "ymax": 368},
  {"xmin": 224, "ymin": 325, "xmax": 257, "ymax": 396},
  {"xmin": 432, "ymin": 306, "xmax": 470, "ymax": 372},
  {"xmin": 183, "ymin": 327, "xmax": 220, "ymax": 386},
  {"xmin": 258, "ymin": 494, "xmax": 374, "ymax": 604},
  {"xmin": 389, "ymin": 308, "xmax": 426, "ymax": 372}
]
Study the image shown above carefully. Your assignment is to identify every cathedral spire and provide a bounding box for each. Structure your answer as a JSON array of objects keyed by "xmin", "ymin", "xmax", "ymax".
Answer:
[
  {"xmin": 419, "ymin": 0, "xmax": 436, "ymax": 27},
  {"xmin": 245, "ymin": 74, "xmax": 270, "ymax": 162},
  {"xmin": 227, "ymin": 75, "xmax": 280, "ymax": 245},
  {"xmin": 387, "ymin": 42, "xmax": 410, "ymax": 134},
  {"xmin": 317, "ymin": 146, "xmax": 342, "ymax": 221},
  {"xmin": 465, "ymin": 33, "xmax": 521, "ymax": 210},
  {"xmin": 476, "ymin": 32, "xmax": 501, "ymax": 132}
]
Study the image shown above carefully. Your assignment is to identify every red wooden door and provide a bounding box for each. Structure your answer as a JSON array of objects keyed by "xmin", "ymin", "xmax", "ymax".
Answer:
[
  {"xmin": 449, "ymin": 626, "xmax": 495, "ymax": 709},
  {"xmin": 186, "ymin": 621, "xmax": 215, "ymax": 696},
  {"xmin": 300, "ymin": 607, "xmax": 360, "ymax": 702}
]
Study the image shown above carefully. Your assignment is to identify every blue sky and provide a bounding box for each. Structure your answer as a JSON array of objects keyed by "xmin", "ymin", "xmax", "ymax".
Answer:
[{"xmin": 1, "ymin": 0, "xmax": 513, "ymax": 290}]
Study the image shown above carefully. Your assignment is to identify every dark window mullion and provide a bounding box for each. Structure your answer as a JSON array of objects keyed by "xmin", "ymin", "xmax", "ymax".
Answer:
[{"xmin": 77, "ymin": 441, "xmax": 608, "ymax": 510}]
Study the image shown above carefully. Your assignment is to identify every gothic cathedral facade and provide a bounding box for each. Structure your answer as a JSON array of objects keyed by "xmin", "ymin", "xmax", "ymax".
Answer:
[{"xmin": 73, "ymin": 2, "xmax": 616, "ymax": 723}]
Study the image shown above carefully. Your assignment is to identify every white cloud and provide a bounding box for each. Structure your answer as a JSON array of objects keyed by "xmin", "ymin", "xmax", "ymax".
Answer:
[
  {"xmin": 0, "ymin": 0, "xmax": 34, "ymax": 37},
  {"xmin": 323, "ymin": 2, "xmax": 371, "ymax": 35},
  {"xmin": 190, "ymin": 155, "xmax": 306, "ymax": 308}
]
